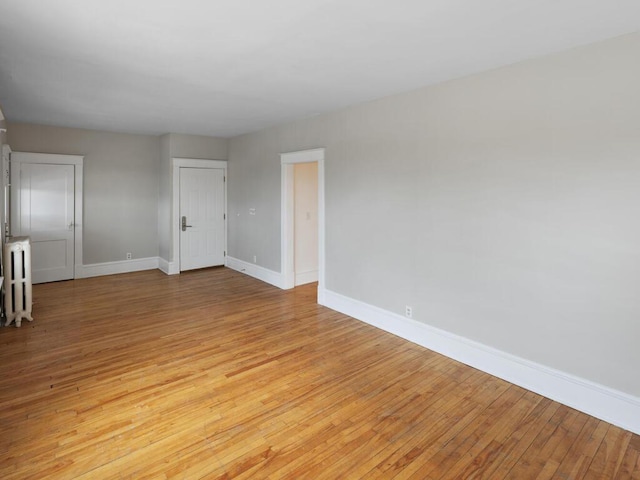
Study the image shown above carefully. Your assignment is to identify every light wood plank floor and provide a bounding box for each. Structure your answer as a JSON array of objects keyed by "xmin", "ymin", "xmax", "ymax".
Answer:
[{"xmin": 0, "ymin": 268, "xmax": 638, "ymax": 479}]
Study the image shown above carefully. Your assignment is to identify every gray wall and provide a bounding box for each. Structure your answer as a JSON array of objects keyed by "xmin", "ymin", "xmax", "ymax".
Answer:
[
  {"xmin": 228, "ymin": 129, "xmax": 283, "ymax": 272},
  {"xmin": 228, "ymin": 32, "xmax": 640, "ymax": 397},
  {"xmin": 169, "ymin": 133, "xmax": 228, "ymax": 160},
  {"xmin": 158, "ymin": 134, "xmax": 171, "ymax": 261},
  {"xmin": 7, "ymin": 126, "xmax": 228, "ymax": 267},
  {"xmin": 8, "ymin": 123, "xmax": 160, "ymax": 264},
  {"xmin": 0, "ymin": 104, "xmax": 6, "ymax": 145}
]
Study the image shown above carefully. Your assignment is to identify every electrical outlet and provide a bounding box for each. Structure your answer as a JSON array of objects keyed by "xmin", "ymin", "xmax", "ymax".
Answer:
[
  {"xmin": 405, "ymin": 306, "xmax": 413, "ymax": 318},
  {"xmin": 253, "ymin": 255, "xmax": 257, "ymax": 263},
  {"xmin": 126, "ymin": 252, "xmax": 132, "ymax": 260}
]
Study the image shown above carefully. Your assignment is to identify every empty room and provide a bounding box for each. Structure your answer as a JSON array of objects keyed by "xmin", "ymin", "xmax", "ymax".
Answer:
[{"xmin": 0, "ymin": 1, "xmax": 639, "ymax": 478}]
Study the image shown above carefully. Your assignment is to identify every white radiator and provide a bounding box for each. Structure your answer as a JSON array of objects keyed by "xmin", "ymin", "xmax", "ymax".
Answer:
[{"xmin": 3, "ymin": 236, "xmax": 33, "ymax": 327}]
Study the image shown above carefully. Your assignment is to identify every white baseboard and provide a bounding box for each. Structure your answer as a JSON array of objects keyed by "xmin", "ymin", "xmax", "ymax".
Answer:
[
  {"xmin": 320, "ymin": 288, "xmax": 640, "ymax": 436},
  {"xmin": 158, "ymin": 258, "xmax": 179, "ymax": 275},
  {"xmin": 226, "ymin": 256, "xmax": 284, "ymax": 289},
  {"xmin": 295, "ymin": 269, "xmax": 318, "ymax": 286},
  {"xmin": 76, "ymin": 257, "xmax": 160, "ymax": 279}
]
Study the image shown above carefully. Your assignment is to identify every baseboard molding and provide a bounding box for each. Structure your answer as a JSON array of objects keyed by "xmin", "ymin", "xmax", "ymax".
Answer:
[
  {"xmin": 76, "ymin": 257, "xmax": 160, "ymax": 279},
  {"xmin": 320, "ymin": 288, "xmax": 640, "ymax": 435},
  {"xmin": 158, "ymin": 258, "xmax": 179, "ymax": 275},
  {"xmin": 295, "ymin": 269, "xmax": 318, "ymax": 286},
  {"xmin": 226, "ymin": 256, "xmax": 284, "ymax": 289}
]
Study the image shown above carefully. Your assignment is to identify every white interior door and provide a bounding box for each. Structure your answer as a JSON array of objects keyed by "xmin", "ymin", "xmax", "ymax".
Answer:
[
  {"xmin": 179, "ymin": 167, "xmax": 225, "ymax": 271},
  {"xmin": 12, "ymin": 162, "xmax": 75, "ymax": 283}
]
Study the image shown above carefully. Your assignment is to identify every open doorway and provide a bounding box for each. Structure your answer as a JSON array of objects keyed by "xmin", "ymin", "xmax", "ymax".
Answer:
[
  {"xmin": 293, "ymin": 162, "xmax": 318, "ymax": 286},
  {"xmin": 280, "ymin": 148, "xmax": 325, "ymax": 300}
]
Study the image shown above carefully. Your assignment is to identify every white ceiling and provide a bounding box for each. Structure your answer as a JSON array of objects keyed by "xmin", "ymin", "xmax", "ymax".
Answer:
[{"xmin": 0, "ymin": 0, "xmax": 639, "ymax": 138}]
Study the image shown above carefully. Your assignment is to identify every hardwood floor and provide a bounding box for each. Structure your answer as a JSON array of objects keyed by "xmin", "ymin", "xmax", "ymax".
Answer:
[{"xmin": 0, "ymin": 267, "xmax": 638, "ymax": 479}]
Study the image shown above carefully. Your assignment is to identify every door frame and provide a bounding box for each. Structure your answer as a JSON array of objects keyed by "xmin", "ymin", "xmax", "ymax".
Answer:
[
  {"xmin": 10, "ymin": 152, "xmax": 84, "ymax": 279},
  {"xmin": 280, "ymin": 148, "xmax": 325, "ymax": 299},
  {"xmin": 171, "ymin": 157, "xmax": 227, "ymax": 273}
]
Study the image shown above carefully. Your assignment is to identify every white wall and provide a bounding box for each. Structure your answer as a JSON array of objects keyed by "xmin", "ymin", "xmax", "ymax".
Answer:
[
  {"xmin": 228, "ymin": 32, "xmax": 640, "ymax": 400},
  {"xmin": 294, "ymin": 162, "xmax": 318, "ymax": 284}
]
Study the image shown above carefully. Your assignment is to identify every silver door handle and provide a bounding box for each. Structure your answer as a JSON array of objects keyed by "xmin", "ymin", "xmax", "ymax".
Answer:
[
  {"xmin": 181, "ymin": 216, "xmax": 192, "ymax": 231},
  {"xmin": 68, "ymin": 222, "xmax": 74, "ymax": 230}
]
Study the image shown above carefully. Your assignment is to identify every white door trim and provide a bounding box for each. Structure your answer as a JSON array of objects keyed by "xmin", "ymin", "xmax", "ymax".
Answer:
[
  {"xmin": 171, "ymin": 157, "xmax": 227, "ymax": 274},
  {"xmin": 280, "ymin": 148, "xmax": 325, "ymax": 299},
  {"xmin": 2, "ymin": 144, "xmax": 12, "ymax": 244},
  {"xmin": 11, "ymin": 152, "xmax": 84, "ymax": 279}
]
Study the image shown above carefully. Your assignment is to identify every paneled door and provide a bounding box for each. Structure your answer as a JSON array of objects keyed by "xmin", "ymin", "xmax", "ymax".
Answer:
[
  {"xmin": 11, "ymin": 158, "xmax": 77, "ymax": 283},
  {"xmin": 179, "ymin": 167, "xmax": 225, "ymax": 271}
]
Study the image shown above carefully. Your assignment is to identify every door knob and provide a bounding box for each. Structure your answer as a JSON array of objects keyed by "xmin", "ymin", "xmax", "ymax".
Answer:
[
  {"xmin": 68, "ymin": 222, "xmax": 74, "ymax": 230},
  {"xmin": 181, "ymin": 216, "xmax": 192, "ymax": 232}
]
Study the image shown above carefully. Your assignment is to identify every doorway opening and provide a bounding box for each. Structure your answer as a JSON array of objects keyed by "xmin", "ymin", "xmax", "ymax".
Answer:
[{"xmin": 280, "ymin": 148, "xmax": 325, "ymax": 302}]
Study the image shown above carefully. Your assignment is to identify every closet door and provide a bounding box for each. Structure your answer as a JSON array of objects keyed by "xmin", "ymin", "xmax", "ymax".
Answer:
[{"xmin": 11, "ymin": 153, "xmax": 81, "ymax": 283}]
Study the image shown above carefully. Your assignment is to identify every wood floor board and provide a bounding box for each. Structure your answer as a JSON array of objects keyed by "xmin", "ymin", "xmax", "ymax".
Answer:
[
  {"xmin": 414, "ymin": 385, "xmax": 528, "ymax": 479},
  {"xmin": 481, "ymin": 398, "xmax": 558, "ymax": 479},
  {"xmin": 0, "ymin": 267, "xmax": 638, "ymax": 478},
  {"xmin": 549, "ymin": 416, "xmax": 603, "ymax": 479},
  {"xmin": 373, "ymin": 385, "xmax": 503, "ymax": 479},
  {"xmin": 583, "ymin": 425, "xmax": 633, "ymax": 480},
  {"xmin": 364, "ymin": 370, "xmax": 491, "ymax": 478}
]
